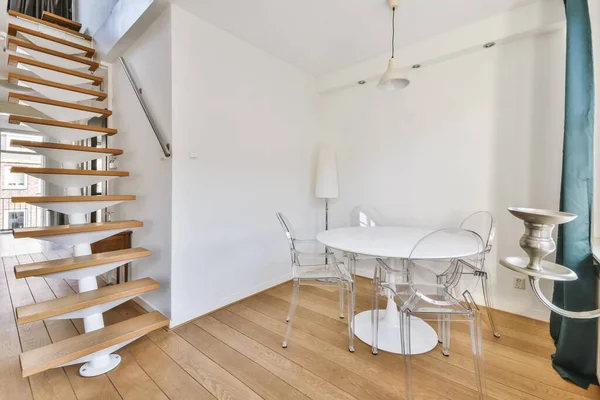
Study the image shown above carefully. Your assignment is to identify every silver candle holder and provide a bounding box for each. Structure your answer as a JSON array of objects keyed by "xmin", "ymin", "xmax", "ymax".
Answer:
[{"xmin": 500, "ymin": 207, "xmax": 600, "ymax": 319}]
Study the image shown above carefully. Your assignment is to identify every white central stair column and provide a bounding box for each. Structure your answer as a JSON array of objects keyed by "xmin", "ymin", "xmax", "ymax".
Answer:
[
  {"xmin": 65, "ymin": 177, "xmax": 91, "ymax": 256},
  {"xmin": 61, "ymin": 157, "xmax": 120, "ymax": 375}
]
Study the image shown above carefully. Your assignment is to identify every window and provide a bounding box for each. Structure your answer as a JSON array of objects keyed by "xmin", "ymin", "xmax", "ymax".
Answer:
[
  {"xmin": 4, "ymin": 210, "xmax": 26, "ymax": 230},
  {"xmin": 1, "ymin": 132, "xmax": 41, "ymax": 153},
  {"xmin": 3, "ymin": 166, "xmax": 27, "ymax": 189}
]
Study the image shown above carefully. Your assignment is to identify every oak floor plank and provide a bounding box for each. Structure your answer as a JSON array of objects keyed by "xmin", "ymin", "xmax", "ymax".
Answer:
[
  {"xmin": 3, "ymin": 255, "xmax": 77, "ymax": 400},
  {"xmin": 258, "ymin": 292, "xmax": 349, "ymax": 333},
  {"xmin": 268, "ymin": 285, "xmax": 343, "ymax": 320},
  {"xmin": 175, "ymin": 322, "xmax": 310, "ymax": 400},
  {"xmin": 274, "ymin": 281, "xmax": 556, "ymax": 373},
  {"xmin": 425, "ymin": 345, "xmax": 592, "ymax": 400},
  {"xmin": 347, "ymin": 284, "xmax": 568, "ymax": 400},
  {"xmin": 106, "ymin": 351, "xmax": 169, "ymax": 400},
  {"xmin": 107, "ymin": 303, "xmax": 215, "ymax": 399},
  {"xmin": 148, "ymin": 327, "xmax": 262, "ymax": 400},
  {"xmin": 247, "ymin": 288, "xmax": 550, "ymax": 400},
  {"xmin": 264, "ymin": 279, "xmax": 597, "ymax": 400},
  {"xmin": 231, "ymin": 299, "xmax": 476, "ymax": 400},
  {"xmin": 126, "ymin": 336, "xmax": 216, "ymax": 400},
  {"xmin": 0, "ymin": 257, "xmax": 33, "ymax": 400},
  {"xmin": 195, "ymin": 315, "xmax": 357, "ymax": 400},
  {"xmin": 216, "ymin": 307, "xmax": 403, "ymax": 400}
]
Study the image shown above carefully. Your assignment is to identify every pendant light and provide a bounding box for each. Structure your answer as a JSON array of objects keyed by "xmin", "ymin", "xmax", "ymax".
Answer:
[{"xmin": 378, "ymin": 0, "xmax": 410, "ymax": 91}]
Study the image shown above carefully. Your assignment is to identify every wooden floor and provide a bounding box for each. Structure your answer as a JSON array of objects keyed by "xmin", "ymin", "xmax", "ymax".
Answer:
[{"xmin": 1, "ymin": 252, "xmax": 599, "ymax": 400}]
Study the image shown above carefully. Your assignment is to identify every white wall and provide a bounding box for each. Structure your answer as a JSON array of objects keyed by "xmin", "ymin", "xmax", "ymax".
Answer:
[
  {"xmin": 73, "ymin": 0, "xmax": 119, "ymax": 36},
  {"xmin": 169, "ymin": 5, "xmax": 321, "ymax": 326},
  {"xmin": 319, "ymin": 30, "xmax": 566, "ymax": 321},
  {"xmin": 110, "ymin": 7, "xmax": 173, "ymax": 318}
]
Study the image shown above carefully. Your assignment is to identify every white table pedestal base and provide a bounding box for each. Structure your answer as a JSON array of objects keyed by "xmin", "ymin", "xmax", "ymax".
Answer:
[{"xmin": 353, "ymin": 310, "xmax": 439, "ymax": 354}]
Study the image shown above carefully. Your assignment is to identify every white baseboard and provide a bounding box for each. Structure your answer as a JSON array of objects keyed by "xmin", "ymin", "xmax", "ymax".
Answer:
[
  {"xmin": 354, "ymin": 265, "xmax": 375, "ymax": 279},
  {"xmin": 132, "ymin": 295, "xmax": 156, "ymax": 314},
  {"xmin": 100, "ymin": 275, "xmax": 159, "ymax": 315},
  {"xmin": 169, "ymin": 272, "xmax": 293, "ymax": 329}
]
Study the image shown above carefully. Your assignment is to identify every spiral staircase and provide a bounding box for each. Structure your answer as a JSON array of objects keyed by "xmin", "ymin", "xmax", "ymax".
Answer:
[{"xmin": 3, "ymin": 10, "xmax": 169, "ymax": 378}]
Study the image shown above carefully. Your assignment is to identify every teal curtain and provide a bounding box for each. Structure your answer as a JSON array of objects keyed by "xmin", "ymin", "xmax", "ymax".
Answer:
[{"xmin": 550, "ymin": 0, "xmax": 598, "ymax": 389}]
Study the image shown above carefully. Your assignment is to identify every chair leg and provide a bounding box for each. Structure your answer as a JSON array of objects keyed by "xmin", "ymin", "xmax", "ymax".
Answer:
[
  {"xmin": 481, "ymin": 274, "xmax": 500, "ymax": 338},
  {"xmin": 371, "ymin": 275, "xmax": 380, "ymax": 355},
  {"xmin": 347, "ymin": 282, "xmax": 355, "ymax": 352},
  {"xmin": 470, "ymin": 312, "xmax": 488, "ymax": 399},
  {"xmin": 283, "ymin": 279, "xmax": 300, "ymax": 348},
  {"xmin": 442, "ymin": 314, "xmax": 451, "ymax": 356},
  {"xmin": 436, "ymin": 276, "xmax": 444, "ymax": 344},
  {"xmin": 339, "ymin": 281, "xmax": 345, "ymax": 319},
  {"xmin": 399, "ymin": 312, "xmax": 413, "ymax": 400}
]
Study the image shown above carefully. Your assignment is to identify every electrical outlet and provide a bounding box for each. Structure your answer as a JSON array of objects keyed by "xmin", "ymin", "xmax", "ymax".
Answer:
[{"xmin": 513, "ymin": 277, "xmax": 526, "ymax": 290}]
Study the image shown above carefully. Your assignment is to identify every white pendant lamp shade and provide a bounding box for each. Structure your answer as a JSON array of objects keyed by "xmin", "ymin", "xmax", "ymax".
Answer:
[
  {"xmin": 378, "ymin": 58, "xmax": 410, "ymax": 91},
  {"xmin": 379, "ymin": 0, "xmax": 410, "ymax": 91},
  {"xmin": 315, "ymin": 147, "xmax": 339, "ymax": 199}
]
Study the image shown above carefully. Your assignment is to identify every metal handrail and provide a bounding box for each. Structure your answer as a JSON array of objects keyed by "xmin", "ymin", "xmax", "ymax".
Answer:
[{"xmin": 118, "ymin": 57, "xmax": 171, "ymax": 157}]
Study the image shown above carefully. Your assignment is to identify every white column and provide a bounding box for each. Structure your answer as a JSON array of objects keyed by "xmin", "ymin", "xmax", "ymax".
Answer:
[{"xmin": 64, "ymin": 179, "xmax": 119, "ymax": 375}]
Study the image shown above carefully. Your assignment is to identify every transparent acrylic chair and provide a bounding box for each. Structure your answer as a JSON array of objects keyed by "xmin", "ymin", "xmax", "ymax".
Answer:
[
  {"xmin": 372, "ymin": 229, "xmax": 487, "ymax": 400},
  {"xmin": 350, "ymin": 205, "xmax": 385, "ymax": 228},
  {"xmin": 411, "ymin": 212, "xmax": 499, "ymax": 348},
  {"xmin": 347, "ymin": 205, "xmax": 385, "ymax": 276},
  {"xmin": 276, "ymin": 212, "xmax": 355, "ymax": 352},
  {"xmin": 457, "ymin": 211, "xmax": 499, "ymax": 338}
]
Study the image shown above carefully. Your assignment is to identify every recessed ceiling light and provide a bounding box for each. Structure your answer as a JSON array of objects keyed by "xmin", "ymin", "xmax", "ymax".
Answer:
[
  {"xmin": 358, "ymin": 80, "xmax": 366, "ymax": 85},
  {"xmin": 483, "ymin": 42, "xmax": 496, "ymax": 48},
  {"xmin": 411, "ymin": 64, "xmax": 421, "ymax": 69}
]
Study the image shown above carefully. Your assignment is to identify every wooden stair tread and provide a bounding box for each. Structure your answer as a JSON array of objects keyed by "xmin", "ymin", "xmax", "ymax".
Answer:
[
  {"xmin": 9, "ymin": 115, "xmax": 117, "ymax": 135},
  {"xmin": 8, "ymin": 54, "xmax": 103, "ymax": 86},
  {"xmin": 12, "ymin": 195, "xmax": 136, "ymax": 203},
  {"xmin": 16, "ymin": 278, "xmax": 159, "ymax": 325},
  {"xmin": 41, "ymin": 11, "xmax": 82, "ymax": 33},
  {"xmin": 9, "ymin": 167, "xmax": 128, "ymax": 177},
  {"xmin": 7, "ymin": 37, "xmax": 99, "ymax": 72},
  {"xmin": 20, "ymin": 311, "xmax": 169, "ymax": 377},
  {"xmin": 10, "ymin": 10, "xmax": 90, "ymax": 40},
  {"xmin": 9, "ymin": 140, "xmax": 122, "ymax": 155},
  {"xmin": 8, "ymin": 23, "xmax": 94, "ymax": 58},
  {"xmin": 13, "ymin": 220, "xmax": 143, "ymax": 239},
  {"xmin": 15, "ymin": 247, "xmax": 151, "ymax": 279},
  {"xmin": 9, "ymin": 93, "xmax": 112, "ymax": 116},
  {"xmin": 8, "ymin": 73, "xmax": 107, "ymax": 101}
]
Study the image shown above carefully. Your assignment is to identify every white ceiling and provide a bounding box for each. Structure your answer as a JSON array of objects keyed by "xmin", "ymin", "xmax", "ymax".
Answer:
[{"xmin": 173, "ymin": 0, "xmax": 540, "ymax": 75}]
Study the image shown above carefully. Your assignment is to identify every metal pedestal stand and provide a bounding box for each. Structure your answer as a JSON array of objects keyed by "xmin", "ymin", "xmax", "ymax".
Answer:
[{"xmin": 500, "ymin": 207, "xmax": 600, "ymax": 319}]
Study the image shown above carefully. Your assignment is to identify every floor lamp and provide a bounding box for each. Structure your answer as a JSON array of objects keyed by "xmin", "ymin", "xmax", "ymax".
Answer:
[{"xmin": 315, "ymin": 146, "xmax": 339, "ymax": 231}]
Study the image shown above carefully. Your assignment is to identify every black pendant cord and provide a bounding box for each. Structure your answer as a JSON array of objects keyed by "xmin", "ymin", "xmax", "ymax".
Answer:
[{"xmin": 391, "ymin": 7, "xmax": 396, "ymax": 58}]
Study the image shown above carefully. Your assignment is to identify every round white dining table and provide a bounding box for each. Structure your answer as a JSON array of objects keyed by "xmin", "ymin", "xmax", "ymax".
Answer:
[{"xmin": 316, "ymin": 226, "xmax": 480, "ymax": 355}]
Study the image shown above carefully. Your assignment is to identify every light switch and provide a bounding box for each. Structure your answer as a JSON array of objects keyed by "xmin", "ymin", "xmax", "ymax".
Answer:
[{"xmin": 189, "ymin": 152, "xmax": 198, "ymax": 159}]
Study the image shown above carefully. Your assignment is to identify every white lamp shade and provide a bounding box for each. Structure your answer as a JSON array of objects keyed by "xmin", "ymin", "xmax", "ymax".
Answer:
[
  {"xmin": 315, "ymin": 147, "xmax": 339, "ymax": 199},
  {"xmin": 378, "ymin": 58, "xmax": 410, "ymax": 91}
]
